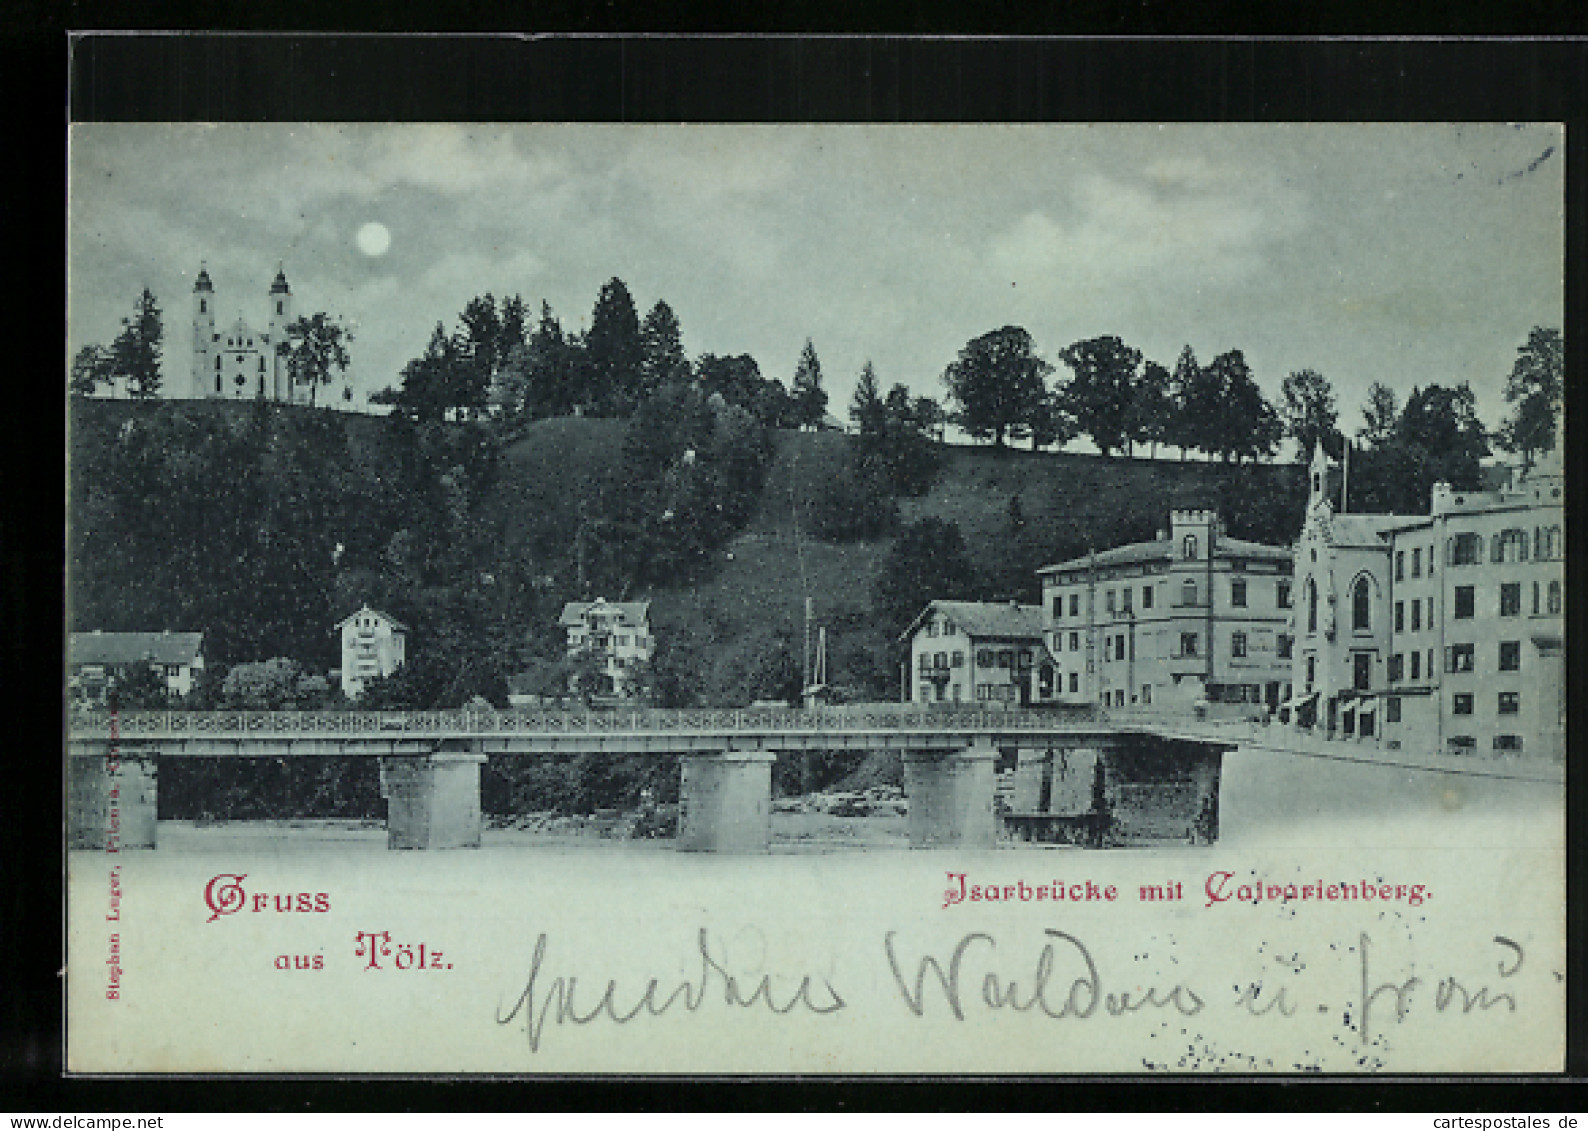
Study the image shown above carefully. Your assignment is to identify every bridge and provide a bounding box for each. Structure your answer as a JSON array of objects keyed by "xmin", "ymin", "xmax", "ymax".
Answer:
[{"xmin": 66, "ymin": 705, "xmax": 1558, "ymax": 853}]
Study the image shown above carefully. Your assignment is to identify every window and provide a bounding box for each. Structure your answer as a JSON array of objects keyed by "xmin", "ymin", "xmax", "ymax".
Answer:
[
  {"xmin": 1453, "ymin": 586, "xmax": 1475, "ymax": 619},
  {"xmin": 976, "ymin": 649, "xmax": 994, "ymax": 669},
  {"xmin": 1305, "ymin": 655, "xmax": 1316, "ymax": 686},
  {"xmin": 1353, "ymin": 653, "xmax": 1372, "ymax": 691},
  {"xmin": 1051, "ymin": 596, "xmax": 1062, "ymax": 618},
  {"xmin": 1231, "ymin": 578, "xmax": 1247, "ymax": 608},
  {"xmin": 1183, "ymin": 534, "xmax": 1198, "ymax": 560},
  {"xmin": 1277, "ymin": 634, "xmax": 1293, "ymax": 660},
  {"xmin": 1306, "ymin": 578, "xmax": 1318, "ymax": 633},
  {"xmin": 1395, "ymin": 551, "xmax": 1406, "ymax": 581},
  {"xmin": 1069, "ymin": 631, "xmax": 1079, "ymax": 652},
  {"xmin": 1115, "ymin": 634, "xmax": 1126, "ymax": 661},
  {"xmin": 1498, "ymin": 691, "xmax": 1519, "ymax": 715},
  {"xmin": 1388, "ymin": 654, "xmax": 1403, "ymax": 682},
  {"xmin": 1352, "ymin": 576, "xmax": 1372, "ymax": 631},
  {"xmin": 1386, "ymin": 697, "xmax": 1402, "ymax": 724},
  {"xmin": 277, "ymin": 300, "xmax": 284, "ymax": 315},
  {"xmin": 1121, "ymin": 588, "xmax": 1133, "ymax": 614},
  {"xmin": 1411, "ymin": 601, "xmax": 1421, "ymax": 632},
  {"xmin": 1447, "ymin": 735, "xmax": 1476, "ymax": 751},
  {"xmin": 998, "ymin": 650, "xmax": 1014, "ymax": 668},
  {"xmin": 1070, "ymin": 594, "xmax": 1079, "ymax": 617},
  {"xmin": 1104, "ymin": 637, "xmax": 1113, "ymax": 662},
  {"xmin": 1410, "ymin": 651, "xmax": 1421, "ymax": 681},
  {"xmin": 1548, "ymin": 580, "xmax": 1562, "ymax": 615},
  {"xmin": 951, "ymin": 651, "xmax": 965, "ymax": 668},
  {"xmin": 1277, "ymin": 580, "xmax": 1292, "ymax": 609},
  {"xmin": 215, "ymin": 355, "xmax": 222, "ymax": 371},
  {"xmin": 1360, "ymin": 710, "xmax": 1374, "ymax": 738},
  {"xmin": 1452, "ymin": 692, "xmax": 1473, "ymax": 715},
  {"xmin": 1499, "ymin": 641, "xmax": 1520, "ymax": 672},
  {"xmin": 1181, "ymin": 579, "xmax": 1198, "ymax": 607},
  {"xmin": 1494, "ymin": 735, "xmax": 1523, "ymax": 753},
  {"xmin": 1412, "ymin": 548, "xmax": 1422, "ymax": 577},
  {"xmin": 1449, "ymin": 533, "xmax": 1482, "ymax": 566},
  {"xmin": 1542, "ymin": 525, "xmax": 1562, "ymax": 560},
  {"xmin": 1068, "ymin": 672, "xmax": 1079, "ymax": 693},
  {"xmin": 942, "ymin": 619, "xmax": 956, "ymax": 635},
  {"xmin": 1492, "ymin": 529, "xmax": 1529, "ymax": 564},
  {"xmin": 1141, "ymin": 685, "xmax": 1152, "ymax": 705},
  {"xmin": 1106, "ymin": 589, "xmax": 1116, "ymax": 614},
  {"xmin": 1142, "ymin": 586, "xmax": 1154, "ymax": 610},
  {"xmin": 926, "ymin": 622, "xmax": 938, "ymax": 638},
  {"xmin": 1532, "ymin": 581, "xmax": 1540, "ymax": 615},
  {"xmin": 1445, "ymin": 643, "xmax": 1475, "ymax": 673},
  {"xmin": 1231, "ymin": 632, "xmax": 1248, "ymax": 658},
  {"xmin": 1500, "ymin": 583, "xmax": 1521, "ymax": 617},
  {"xmin": 1179, "ymin": 632, "xmax": 1198, "ymax": 658},
  {"xmin": 1394, "ymin": 601, "xmax": 1405, "ymax": 633}
]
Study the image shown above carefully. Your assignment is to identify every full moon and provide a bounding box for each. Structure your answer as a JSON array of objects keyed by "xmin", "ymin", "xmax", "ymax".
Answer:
[{"xmin": 356, "ymin": 222, "xmax": 391, "ymax": 257}]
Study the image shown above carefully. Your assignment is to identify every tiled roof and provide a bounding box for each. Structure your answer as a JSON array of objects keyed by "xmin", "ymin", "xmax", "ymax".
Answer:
[
  {"xmin": 903, "ymin": 600, "xmax": 1043, "ymax": 642},
  {"xmin": 69, "ymin": 631, "xmax": 204, "ymax": 667},
  {"xmin": 560, "ymin": 600, "xmax": 651, "ymax": 628},
  {"xmin": 1326, "ymin": 514, "xmax": 1409, "ymax": 548},
  {"xmin": 334, "ymin": 605, "xmax": 409, "ymax": 633},
  {"xmin": 1039, "ymin": 533, "xmax": 1289, "ymax": 575}
]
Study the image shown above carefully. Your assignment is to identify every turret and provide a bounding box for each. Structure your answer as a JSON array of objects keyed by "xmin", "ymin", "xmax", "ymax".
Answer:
[
  {"xmin": 267, "ymin": 264, "xmax": 293, "ymax": 400},
  {"xmin": 193, "ymin": 264, "xmax": 217, "ymax": 397},
  {"xmin": 1306, "ymin": 439, "xmax": 1338, "ymax": 515}
]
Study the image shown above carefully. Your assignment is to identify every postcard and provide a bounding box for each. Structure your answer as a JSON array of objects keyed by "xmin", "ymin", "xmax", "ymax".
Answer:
[{"xmin": 65, "ymin": 121, "xmax": 1565, "ymax": 1073}]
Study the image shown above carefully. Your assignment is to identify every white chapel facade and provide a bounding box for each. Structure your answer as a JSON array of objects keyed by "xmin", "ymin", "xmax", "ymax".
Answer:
[{"xmin": 191, "ymin": 263, "xmax": 315, "ymax": 403}]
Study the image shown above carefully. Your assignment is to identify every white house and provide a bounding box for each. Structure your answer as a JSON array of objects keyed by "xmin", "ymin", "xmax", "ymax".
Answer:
[
  {"xmin": 901, "ymin": 600, "xmax": 1050, "ymax": 707},
  {"xmin": 336, "ymin": 606, "xmax": 408, "ymax": 699},
  {"xmin": 68, "ymin": 630, "xmax": 206, "ymax": 704},
  {"xmin": 559, "ymin": 599, "xmax": 654, "ymax": 699}
]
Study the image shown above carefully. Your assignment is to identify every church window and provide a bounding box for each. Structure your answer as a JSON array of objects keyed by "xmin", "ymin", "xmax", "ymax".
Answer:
[
  {"xmin": 277, "ymin": 301, "xmax": 284, "ymax": 315},
  {"xmin": 1352, "ymin": 576, "xmax": 1372, "ymax": 631},
  {"xmin": 200, "ymin": 299, "xmax": 206, "ymax": 313},
  {"xmin": 215, "ymin": 356, "xmax": 222, "ymax": 371},
  {"xmin": 1306, "ymin": 578, "xmax": 1318, "ymax": 633},
  {"xmin": 259, "ymin": 357, "xmax": 266, "ymax": 372}
]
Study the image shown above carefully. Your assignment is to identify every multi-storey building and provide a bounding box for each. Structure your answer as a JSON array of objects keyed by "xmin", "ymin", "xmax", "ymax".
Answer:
[
  {"xmin": 901, "ymin": 600, "xmax": 1049, "ymax": 707},
  {"xmin": 1289, "ymin": 442, "xmax": 1564, "ymax": 761},
  {"xmin": 68, "ymin": 630, "xmax": 206, "ymax": 704},
  {"xmin": 336, "ymin": 606, "xmax": 408, "ymax": 699},
  {"xmin": 1037, "ymin": 510, "xmax": 1294, "ymax": 715},
  {"xmin": 560, "ymin": 599, "xmax": 654, "ymax": 699}
]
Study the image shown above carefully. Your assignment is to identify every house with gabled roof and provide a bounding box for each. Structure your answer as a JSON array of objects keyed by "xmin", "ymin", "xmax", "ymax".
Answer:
[
  {"xmin": 335, "ymin": 605, "xmax": 408, "ymax": 699},
  {"xmin": 901, "ymin": 599, "xmax": 1052, "ymax": 708},
  {"xmin": 69, "ymin": 630, "xmax": 206, "ymax": 704},
  {"xmin": 559, "ymin": 598, "xmax": 654, "ymax": 699}
]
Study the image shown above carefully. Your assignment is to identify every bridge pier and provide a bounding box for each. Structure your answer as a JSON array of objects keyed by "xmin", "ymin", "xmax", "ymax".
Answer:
[
  {"xmin": 381, "ymin": 749, "xmax": 486, "ymax": 850},
  {"xmin": 67, "ymin": 749, "xmax": 158, "ymax": 851},
  {"xmin": 902, "ymin": 737, "xmax": 997, "ymax": 849},
  {"xmin": 677, "ymin": 749, "xmax": 776, "ymax": 853}
]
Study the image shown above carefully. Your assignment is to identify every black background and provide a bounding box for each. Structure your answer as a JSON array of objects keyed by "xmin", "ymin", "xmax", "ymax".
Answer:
[{"xmin": 7, "ymin": 16, "xmax": 1587, "ymax": 1113}]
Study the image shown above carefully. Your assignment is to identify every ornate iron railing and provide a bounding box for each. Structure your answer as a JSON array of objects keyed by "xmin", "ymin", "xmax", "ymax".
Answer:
[{"xmin": 66, "ymin": 704, "xmax": 1101, "ymax": 740}]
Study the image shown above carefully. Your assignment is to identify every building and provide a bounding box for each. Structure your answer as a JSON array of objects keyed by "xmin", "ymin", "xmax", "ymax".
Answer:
[
  {"xmin": 559, "ymin": 599, "xmax": 654, "ymax": 699},
  {"xmin": 1037, "ymin": 510, "xmax": 1294, "ymax": 716},
  {"xmin": 68, "ymin": 630, "xmax": 205, "ymax": 704},
  {"xmin": 190, "ymin": 263, "xmax": 348, "ymax": 404},
  {"xmin": 1291, "ymin": 442, "xmax": 1565, "ymax": 760},
  {"xmin": 336, "ymin": 606, "xmax": 408, "ymax": 699},
  {"xmin": 901, "ymin": 600, "xmax": 1050, "ymax": 707}
]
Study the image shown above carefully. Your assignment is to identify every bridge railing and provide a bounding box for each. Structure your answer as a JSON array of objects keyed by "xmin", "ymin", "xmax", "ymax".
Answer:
[{"xmin": 66, "ymin": 703, "xmax": 1102, "ymax": 740}]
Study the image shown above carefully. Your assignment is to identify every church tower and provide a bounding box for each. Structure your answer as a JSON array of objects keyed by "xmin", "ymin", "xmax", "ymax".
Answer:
[
  {"xmin": 192, "ymin": 264, "xmax": 217, "ymax": 398},
  {"xmin": 266, "ymin": 265, "xmax": 293, "ymax": 401}
]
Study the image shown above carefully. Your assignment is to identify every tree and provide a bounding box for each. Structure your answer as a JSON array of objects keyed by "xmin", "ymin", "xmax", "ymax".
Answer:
[
  {"xmin": 1215, "ymin": 352, "xmax": 1283, "ymax": 463},
  {"xmin": 585, "ymin": 277, "xmax": 644, "ymax": 415},
  {"xmin": 1057, "ymin": 335, "xmax": 1143, "ymax": 456},
  {"xmin": 282, "ymin": 313, "xmax": 351, "ymax": 408},
  {"xmin": 220, "ymin": 657, "xmax": 311, "ymax": 710},
  {"xmin": 70, "ymin": 345, "xmax": 110, "ymax": 396},
  {"xmin": 1166, "ymin": 346, "xmax": 1205, "ymax": 459},
  {"xmin": 1125, "ymin": 360, "xmax": 1175, "ymax": 458},
  {"xmin": 1396, "ymin": 382, "xmax": 1490, "ymax": 482},
  {"xmin": 1497, "ymin": 326, "xmax": 1563, "ymax": 470},
  {"xmin": 873, "ymin": 517, "xmax": 982, "ymax": 637},
  {"xmin": 1280, "ymin": 368, "xmax": 1340, "ymax": 462},
  {"xmin": 638, "ymin": 300, "xmax": 690, "ymax": 402},
  {"xmin": 1357, "ymin": 381, "xmax": 1399, "ymax": 448},
  {"xmin": 384, "ymin": 323, "xmax": 457, "ymax": 422},
  {"xmin": 942, "ymin": 326, "xmax": 1052, "ymax": 448},
  {"xmin": 522, "ymin": 301, "xmax": 576, "ymax": 418},
  {"xmin": 109, "ymin": 288, "xmax": 164, "ymax": 398},
  {"xmin": 791, "ymin": 339, "xmax": 829, "ymax": 430},
  {"xmin": 849, "ymin": 360, "xmax": 887, "ymax": 435}
]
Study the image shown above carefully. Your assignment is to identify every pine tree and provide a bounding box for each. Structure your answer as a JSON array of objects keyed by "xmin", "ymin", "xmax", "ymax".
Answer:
[{"xmin": 791, "ymin": 339, "xmax": 828, "ymax": 430}]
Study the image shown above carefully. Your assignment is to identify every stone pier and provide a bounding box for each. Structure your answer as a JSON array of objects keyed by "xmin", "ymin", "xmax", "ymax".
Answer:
[
  {"xmin": 380, "ymin": 750, "xmax": 487, "ymax": 849},
  {"xmin": 676, "ymin": 749, "xmax": 776, "ymax": 853},
  {"xmin": 67, "ymin": 750, "xmax": 158, "ymax": 851},
  {"xmin": 902, "ymin": 737, "xmax": 997, "ymax": 849}
]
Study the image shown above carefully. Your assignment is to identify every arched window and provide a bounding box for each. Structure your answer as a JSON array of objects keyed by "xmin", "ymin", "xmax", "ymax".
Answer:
[
  {"xmin": 1312, "ymin": 472, "xmax": 1321, "ymax": 494},
  {"xmin": 1306, "ymin": 578, "xmax": 1318, "ymax": 633},
  {"xmin": 1181, "ymin": 579, "xmax": 1197, "ymax": 607},
  {"xmin": 1352, "ymin": 576, "xmax": 1372, "ymax": 632},
  {"xmin": 1182, "ymin": 535, "xmax": 1198, "ymax": 560},
  {"xmin": 1492, "ymin": 529, "xmax": 1528, "ymax": 564},
  {"xmin": 199, "ymin": 299, "xmax": 207, "ymax": 314}
]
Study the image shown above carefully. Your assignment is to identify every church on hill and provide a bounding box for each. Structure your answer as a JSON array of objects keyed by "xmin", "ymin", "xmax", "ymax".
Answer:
[{"xmin": 190, "ymin": 263, "xmax": 348, "ymax": 405}]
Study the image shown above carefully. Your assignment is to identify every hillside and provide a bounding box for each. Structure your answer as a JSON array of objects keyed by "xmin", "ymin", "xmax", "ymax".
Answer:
[{"xmin": 68, "ymin": 398, "xmax": 1304, "ymax": 704}]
